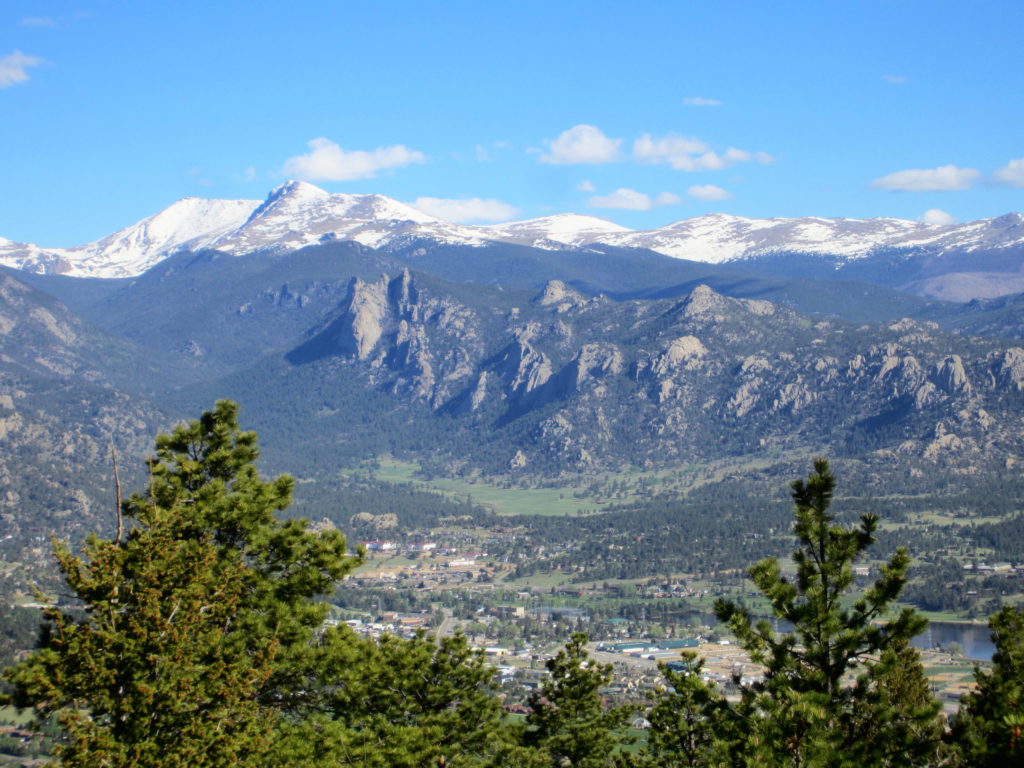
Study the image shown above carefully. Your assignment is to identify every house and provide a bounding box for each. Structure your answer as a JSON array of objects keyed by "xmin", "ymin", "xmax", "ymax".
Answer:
[{"xmin": 493, "ymin": 605, "xmax": 526, "ymax": 619}]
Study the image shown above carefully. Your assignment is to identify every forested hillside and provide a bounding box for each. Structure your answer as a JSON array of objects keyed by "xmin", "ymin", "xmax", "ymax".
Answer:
[
  {"xmin": 3, "ymin": 237, "xmax": 1024, "ymax": 611},
  {"xmin": 3, "ymin": 410, "xmax": 1020, "ymax": 767}
]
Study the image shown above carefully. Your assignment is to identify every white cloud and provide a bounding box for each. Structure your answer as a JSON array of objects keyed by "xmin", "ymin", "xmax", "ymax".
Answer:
[
  {"xmin": 474, "ymin": 144, "xmax": 490, "ymax": 162},
  {"xmin": 633, "ymin": 133, "xmax": 763, "ymax": 172},
  {"xmin": 683, "ymin": 96, "xmax": 722, "ymax": 107},
  {"xmin": 919, "ymin": 209, "xmax": 956, "ymax": 226},
  {"xmin": 241, "ymin": 166, "xmax": 257, "ymax": 182},
  {"xmin": 588, "ymin": 188, "xmax": 679, "ymax": 210},
  {"xmin": 589, "ymin": 188, "xmax": 655, "ymax": 210},
  {"xmin": 871, "ymin": 165, "xmax": 979, "ymax": 192},
  {"xmin": 0, "ymin": 50, "xmax": 43, "ymax": 88},
  {"xmin": 634, "ymin": 133, "xmax": 707, "ymax": 165},
  {"xmin": 282, "ymin": 137, "xmax": 425, "ymax": 182},
  {"xmin": 883, "ymin": 74, "xmax": 908, "ymax": 85},
  {"xmin": 577, "ymin": 179, "xmax": 596, "ymax": 192},
  {"xmin": 687, "ymin": 184, "xmax": 732, "ymax": 201},
  {"xmin": 755, "ymin": 151, "xmax": 776, "ymax": 165},
  {"xmin": 20, "ymin": 17, "xmax": 56, "ymax": 27},
  {"xmin": 411, "ymin": 197, "xmax": 519, "ymax": 223},
  {"xmin": 993, "ymin": 158, "xmax": 1024, "ymax": 188},
  {"xmin": 540, "ymin": 124, "xmax": 621, "ymax": 164}
]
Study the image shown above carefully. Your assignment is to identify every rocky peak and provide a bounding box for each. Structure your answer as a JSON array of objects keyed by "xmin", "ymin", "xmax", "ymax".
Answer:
[
  {"xmin": 245, "ymin": 180, "xmax": 329, "ymax": 223},
  {"xmin": 331, "ymin": 270, "xmax": 430, "ymax": 361},
  {"xmin": 933, "ymin": 355, "xmax": 972, "ymax": 395},
  {"xmin": 994, "ymin": 348, "xmax": 1024, "ymax": 391},
  {"xmin": 672, "ymin": 284, "xmax": 737, "ymax": 324},
  {"xmin": 388, "ymin": 268, "xmax": 419, "ymax": 319},
  {"xmin": 336, "ymin": 276, "xmax": 390, "ymax": 360},
  {"xmin": 991, "ymin": 211, "xmax": 1024, "ymax": 230},
  {"xmin": 534, "ymin": 280, "xmax": 587, "ymax": 312}
]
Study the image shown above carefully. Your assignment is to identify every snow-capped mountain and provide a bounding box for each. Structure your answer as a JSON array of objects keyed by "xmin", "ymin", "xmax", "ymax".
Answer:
[
  {"xmin": 0, "ymin": 182, "xmax": 495, "ymax": 278},
  {"xmin": 594, "ymin": 214, "xmax": 929, "ymax": 263},
  {"xmin": 592, "ymin": 212, "xmax": 1024, "ymax": 264},
  {"xmin": 0, "ymin": 197, "xmax": 261, "ymax": 278},
  {"xmin": 206, "ymin": 181, "xmax": 494, "ymax": 255},
  {"xmin": 1, "ymin": 181, "xmax": 1021, "ymax": 279},
  {"xmin": 484, "ymin": 213, "xmax": 631, "ymax": 249}
]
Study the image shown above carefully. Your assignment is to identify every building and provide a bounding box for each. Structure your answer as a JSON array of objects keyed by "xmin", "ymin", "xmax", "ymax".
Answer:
[{"xmin": 364, "ymin": 540, "xmax": 398, "ymax": 552}]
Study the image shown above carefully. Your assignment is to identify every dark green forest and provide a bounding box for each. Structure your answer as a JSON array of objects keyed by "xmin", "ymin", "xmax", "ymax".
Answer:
[{"xmin": 2, "ymin": 403, "xmax": 1021, "ymax": 767}]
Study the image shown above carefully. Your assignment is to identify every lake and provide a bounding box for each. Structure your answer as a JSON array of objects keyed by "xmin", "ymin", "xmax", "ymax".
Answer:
[
  {"xmin": 682, "ymin": 611, "xmax": 996, "ymax": 661},
  {"xmin": 912, "ymin": 621, "xmax": 994, "ymax": 661}
]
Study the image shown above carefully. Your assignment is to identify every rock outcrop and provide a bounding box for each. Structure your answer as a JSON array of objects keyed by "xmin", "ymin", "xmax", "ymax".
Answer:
[
  {"xmin": 534, "ymin": 280, "xmax": 587, "ymax": 313},
  {"xmin": 282, "ymin": 275, "xmax": 1024, "ymax": 471},
  {"xmin": 933, "ymin": 355, "xmax": 971, "ymax": 395},
  {"xmin": 336, "ymin": 275, "xmax": 390, "ymax": 360}
]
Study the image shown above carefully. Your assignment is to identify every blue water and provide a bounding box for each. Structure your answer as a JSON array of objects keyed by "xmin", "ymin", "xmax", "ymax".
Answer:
[
  {"xmin": 912, "ymin": 621, "xmax": 994, "ymax": 661},
  {"xmin": 683, "ymin": 611, "xmax": 996, "ymax": 661}
]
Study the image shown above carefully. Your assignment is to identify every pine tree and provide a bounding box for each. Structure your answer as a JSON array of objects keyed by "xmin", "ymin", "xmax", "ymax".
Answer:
[
  {"xmin": 643, "ymin": 653, "xmax": 737, "ymax": 768},
  {"xmin": 280, "ymin": 630, "xmax": 518, "ymax": 768},
  {"xmin": 122, "ymin": 400, "xmax": 361, "ymax": 710},
  {"xmin": 714, "ymin": 459, "xmax": 944, "ymax": 767},
  {"xmin": 952, "ymin": 605, "xmax": 1024, "ymax": 767},
  {"xmin": 3, "ymin": 400, "xmax": 362, "ymax": 766},
  {"xmin": 844, "ymin": 640, "xmax": 950, "ymax": 767},
  {"xmin": 525, "ymin": 633, "xmax": 634, "ymax": 768}
]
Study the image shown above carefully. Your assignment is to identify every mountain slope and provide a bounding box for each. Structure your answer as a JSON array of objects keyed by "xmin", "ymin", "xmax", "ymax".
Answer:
[
  {"xmin": 0, "ymin": 272, "xmax": 166, "ymax": 587},
  {"xmin": 595, "ymin": 212, "xmax": 1024, "ymax": 264},
  {"xmin": 28, "ymin": 236, "xmax": 934, "ymax": 388},
  {"xmin": 2, "ymin": 183, "xmax": 1020, "ymax": 302},
  {"xmin": 173, "ymin": 271, "xmax": 1024, "ymax": 480},
  {"xmin": 0, "ymin": 197, "xmax": 259, "ymax": 278},
  {"xmin": 483, "ymin": 213, "xmax": 630, "ymax": 248},
  {"xmin": 5, "ymin": 249, "xmax": 1024, "ymax": 597}
]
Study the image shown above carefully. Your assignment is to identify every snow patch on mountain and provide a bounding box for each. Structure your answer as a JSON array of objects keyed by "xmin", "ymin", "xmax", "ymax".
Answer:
[
  {"xmin": 597, "ymin": 212, "xmax": 1024, "ymax": 264},
  {"xmin": 597, "ymin": 214, "xmax": 932, "ymax": 263},
  {"xmin": 80, "ymin": 197, "xmax": 261, "ymax": 275},
  {"xmin": 208, "ymin": 181, "xmax": 490, "ymax": 255},
  {"xmin": 0, "ymin": 197, "xmax": 260, "ymax": 278},
  {"xmin": 1, "ymin": 181, "xmax": 1021, "ymax": 279},
  {"xmin": 485, "ymin": 213, "xmax": 631, "ymax": 249}
]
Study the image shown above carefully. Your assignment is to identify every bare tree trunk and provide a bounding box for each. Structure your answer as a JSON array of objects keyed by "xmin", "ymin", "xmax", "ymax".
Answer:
[{"xmin": 112, "ymin": 444, "xmax": 123, "ymax": 544}]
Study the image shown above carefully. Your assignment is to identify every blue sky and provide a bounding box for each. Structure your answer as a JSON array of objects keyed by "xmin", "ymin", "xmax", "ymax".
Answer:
[{"xmin": 2, "ymin": 0, "xmax": 1022, "ymax": 245}]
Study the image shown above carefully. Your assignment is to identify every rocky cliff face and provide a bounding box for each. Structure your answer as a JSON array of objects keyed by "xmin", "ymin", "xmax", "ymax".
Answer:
[
  {"xmin": 6, "ymin": 257, "xmax": 1024, "ymax": 599},
  {"xmin": 286, "ymin": 274, "xmax": 1024, "ymax": 474},
  {"xmin": 293, "ymin": 269, "xmax": 484, "ymax": 406}
]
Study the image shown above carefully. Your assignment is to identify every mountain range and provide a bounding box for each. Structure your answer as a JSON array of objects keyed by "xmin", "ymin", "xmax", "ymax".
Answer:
[
  {"xmin": 3, "ymin": 182, "xmax": 1024, "ymax": 592},
  {"xmin": 3, "ymin": 181, "xmax": 1023, "ymax": 301}
]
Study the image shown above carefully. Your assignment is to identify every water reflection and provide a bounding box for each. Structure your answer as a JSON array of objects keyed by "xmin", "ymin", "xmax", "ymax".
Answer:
[
  {"xmin": 678, "ymin": 611, "xmax": 995, "ymax": 661},
  {"xmin": 912, "ymin": 621, "xmax": 994, "ymax": 661}
]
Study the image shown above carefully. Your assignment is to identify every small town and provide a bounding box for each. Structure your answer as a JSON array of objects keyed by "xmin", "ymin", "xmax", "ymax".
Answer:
[{"xmin": 2, "ymin": 2, "xmax": 1023, "ymax": 765}]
